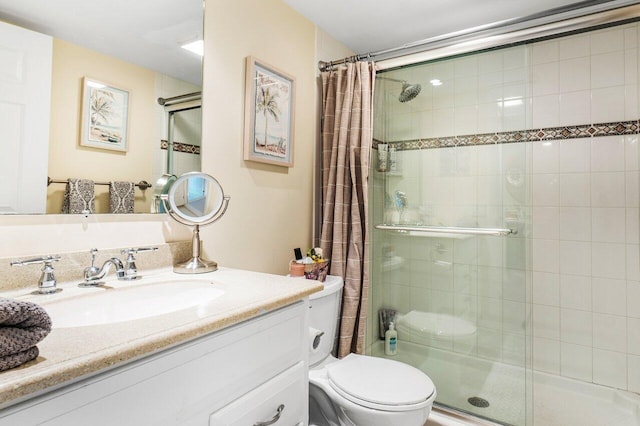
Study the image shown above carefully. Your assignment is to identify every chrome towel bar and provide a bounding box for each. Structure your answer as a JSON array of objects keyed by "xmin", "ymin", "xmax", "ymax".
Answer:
[
  {"xmin": 47, "ymin": 177, "xmax": 152, "ymax": 191},
  {"xmin": 375, "ymin": 224, "xmax": 516, "ymax": 236}
]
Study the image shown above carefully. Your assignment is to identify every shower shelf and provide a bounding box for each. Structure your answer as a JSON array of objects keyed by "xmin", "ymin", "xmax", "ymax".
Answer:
[{"xmin": 375, "ymin": 224, "xmax": 515, "ymax": 238}]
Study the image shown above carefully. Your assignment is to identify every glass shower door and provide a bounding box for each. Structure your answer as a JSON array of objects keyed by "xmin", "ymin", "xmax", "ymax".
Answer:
[{"xmin": 370, "ymin": 47, "xmax": 531, "ymax": 426}]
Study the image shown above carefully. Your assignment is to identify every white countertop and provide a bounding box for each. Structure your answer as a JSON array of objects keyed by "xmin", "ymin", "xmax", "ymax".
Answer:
[{"xmin": 0, "ymin": 267, "xmax": 322, "ymax": 409}]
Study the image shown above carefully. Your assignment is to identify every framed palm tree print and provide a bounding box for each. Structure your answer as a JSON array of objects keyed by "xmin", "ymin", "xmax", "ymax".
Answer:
[
  {"xmin": 80, "ymin": 77, "xmax": 129, "ymax": 152},
  {"xmin": 243, "ymin": 56, "xmax": 295, "ymax": 167}
]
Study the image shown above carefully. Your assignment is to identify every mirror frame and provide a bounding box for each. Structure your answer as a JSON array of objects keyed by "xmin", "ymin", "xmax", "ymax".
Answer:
[{"xmin": 165, "ymin": 172, "xmax": 226, "ymax": 225}]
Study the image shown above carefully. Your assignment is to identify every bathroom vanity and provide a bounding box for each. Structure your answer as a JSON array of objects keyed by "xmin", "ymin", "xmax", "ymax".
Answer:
[{"xmin": 0, "ymin": 268, "xmax": 322, "ymax": 425}]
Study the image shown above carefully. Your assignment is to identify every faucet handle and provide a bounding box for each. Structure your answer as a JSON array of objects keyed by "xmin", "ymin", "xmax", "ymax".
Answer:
[
  {"xmin": 11, "ymin": 255, "xmax": 61, "ymax": 266},
  {"xmin": 120, "ymin": 247, "xmax": 158, "ymax": 280},
  {"xmin": 11, "ymin": 255, "xmax": 61, "ymax": 294},
  {"xmin": 90, "ymin": 248, "xmax": 98, "ymax": 263},
  {"xmin": 121, "ymin": 247, "xmax": 158, "ymax": 255},
  {"xmin": 85, "ymin": 248, "xmax": 100, "ymax": 277}
]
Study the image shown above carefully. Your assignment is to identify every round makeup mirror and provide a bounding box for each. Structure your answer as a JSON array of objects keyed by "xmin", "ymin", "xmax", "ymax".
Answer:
[{"xmin": 162, "ymin": 172, "xmax": 230, "ymax": 273}]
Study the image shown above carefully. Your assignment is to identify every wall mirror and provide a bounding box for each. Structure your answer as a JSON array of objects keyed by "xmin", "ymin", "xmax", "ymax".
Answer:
[
  {"xmin": 0, "ymin": 0, "xmax": 204, "ymax": 215},
  {"xmin": 162, "ymin": 172, "xmax": 231, "ymax": 274}
]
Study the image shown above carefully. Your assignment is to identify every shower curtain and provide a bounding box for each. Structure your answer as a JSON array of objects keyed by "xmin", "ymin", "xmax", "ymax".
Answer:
[{"xmin": 319, "ymin": 61, "xmax": 375, "ymax": 357}]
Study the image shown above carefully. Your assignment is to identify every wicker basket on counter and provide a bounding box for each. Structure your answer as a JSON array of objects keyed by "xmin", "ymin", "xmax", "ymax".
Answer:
[{"xmin": 304, "ymin": 259, "xmax": 329, "ymax": 282}]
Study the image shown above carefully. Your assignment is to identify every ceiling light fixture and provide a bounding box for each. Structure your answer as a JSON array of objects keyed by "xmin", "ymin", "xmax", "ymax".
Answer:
[
  {"xmin": 430, "ymin": 79, "xmax": 442, "ymax": 86},
  {"xmin": 181, "ymin": 40, "xmax": 204, "ymax": 57}
]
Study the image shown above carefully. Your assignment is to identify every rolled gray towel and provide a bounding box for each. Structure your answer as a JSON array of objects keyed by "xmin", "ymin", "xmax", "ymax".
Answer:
[{"xmin": 0, "ymin": 298, "xmax": 52, "ymax": 372}]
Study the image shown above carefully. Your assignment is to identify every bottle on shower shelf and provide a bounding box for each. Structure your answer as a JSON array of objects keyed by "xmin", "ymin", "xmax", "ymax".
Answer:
[
  {"xmin": 395, "ymin": 190, "xmax": 407, "ymax": 224},
  {"xmin": 385, "ymin": 322, "xmax": 398, "ymax": 356},
  {"xmin": 389, "ymin": 145, "xmax": 398, "ymax": 173},
  {"xmin": 378, "ymin": 143, "xmax": 388, "ymax": 172}
]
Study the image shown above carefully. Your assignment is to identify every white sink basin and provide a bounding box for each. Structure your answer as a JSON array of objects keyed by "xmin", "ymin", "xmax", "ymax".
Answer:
[{"xmin": 45, "ymin": 279, "xmax": 225, "ymax": 328}]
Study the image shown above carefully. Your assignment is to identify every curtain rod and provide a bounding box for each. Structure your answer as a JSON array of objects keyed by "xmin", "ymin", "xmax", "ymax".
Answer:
[
  {"xmin": 318, "ymin": 0, "xmax": 638, "ymax": 72},
  {"xmin": 157, "ymin": 91, "xmax": 201, "ymax": 106}
]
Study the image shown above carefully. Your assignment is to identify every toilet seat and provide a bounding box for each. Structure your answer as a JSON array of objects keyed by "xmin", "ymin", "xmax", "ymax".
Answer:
[{"xmin": 325, "ymin": 354, "xmax": 436, "ymax": 412}]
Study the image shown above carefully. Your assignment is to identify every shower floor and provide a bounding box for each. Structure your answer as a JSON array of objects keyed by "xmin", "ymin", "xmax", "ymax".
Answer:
[{"xmin": 372, "ymin": 341, "xmax": 640, "ymax": 426}]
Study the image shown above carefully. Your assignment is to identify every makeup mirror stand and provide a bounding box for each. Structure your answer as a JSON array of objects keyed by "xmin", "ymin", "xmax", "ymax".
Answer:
[
  {"xmin": 177, "ymin": 224, "xmax": 217, "ymax": 273},
  {"xmin": 161, "ymin": 172, "xmax": 230, "ymax": 274}
]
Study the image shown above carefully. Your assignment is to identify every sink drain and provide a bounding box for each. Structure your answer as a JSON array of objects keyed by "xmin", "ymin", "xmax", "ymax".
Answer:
[{"xmin": 468, "ymin": 396, "xmax": 490, "ymax": 408}]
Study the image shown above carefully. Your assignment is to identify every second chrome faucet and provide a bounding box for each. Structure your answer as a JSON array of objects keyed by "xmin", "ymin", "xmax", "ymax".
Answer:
[{"xmin": 80, "ymin": 247, "xmax": 158, "ymax": 287}]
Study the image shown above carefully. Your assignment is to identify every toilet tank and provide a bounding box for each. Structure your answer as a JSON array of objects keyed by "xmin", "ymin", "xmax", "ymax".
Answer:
[{"xmin": 308, "ymin": 275, "xmax": 343, "ymax": 366}]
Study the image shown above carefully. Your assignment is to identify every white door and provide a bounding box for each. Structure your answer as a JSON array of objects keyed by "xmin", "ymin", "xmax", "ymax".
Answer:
[{"xmin": 0, "ymin": 21, "xmax": 52, "ymax": 213}]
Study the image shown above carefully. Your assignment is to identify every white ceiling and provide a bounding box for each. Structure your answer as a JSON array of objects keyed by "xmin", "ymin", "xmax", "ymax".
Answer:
[
  {"xmin": 0, "ymin": 0, "xmax": 203, "ymax": 85},
  {"xmin": 0, "ymin": 0, "xmax": 630, "ymax": 85},
  {"xmin": 283, "ymin": 0, "xmax": 626, "ymax": 54}
]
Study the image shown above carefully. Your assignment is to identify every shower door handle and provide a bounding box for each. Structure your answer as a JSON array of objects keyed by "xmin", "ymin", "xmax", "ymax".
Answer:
[{"xmin": 375, "ymin": 224, "xmax": 515, "ymax": 236}]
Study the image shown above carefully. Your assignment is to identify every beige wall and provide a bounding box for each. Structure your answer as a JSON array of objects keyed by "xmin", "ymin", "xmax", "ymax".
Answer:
[
  {"xmin": 47, "ymin": 39, "xmax": 156, "ymax": 213},
  {"xmin": 200, "ymin": 0, "xmax": 317, "ymax": 274}
]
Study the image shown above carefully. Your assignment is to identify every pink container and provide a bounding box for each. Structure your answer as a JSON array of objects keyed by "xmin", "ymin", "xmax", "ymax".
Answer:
[{"xmin": 289, "ymin": 260, "xmax": 305, "ymax": 277}]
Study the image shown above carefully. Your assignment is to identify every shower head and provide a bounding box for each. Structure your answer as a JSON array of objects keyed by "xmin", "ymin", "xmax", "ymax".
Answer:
[
  {"xmin": 377, "ymin": 76, "xmax": 422, "ymax": 103},
  {"xmin": 399, "ymin": 82, "xmax": 422, "ymax": 103}
]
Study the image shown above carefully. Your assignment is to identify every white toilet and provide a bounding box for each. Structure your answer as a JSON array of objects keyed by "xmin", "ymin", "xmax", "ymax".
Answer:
[{"xmin": 308, "ymin": 275, "xmax": 437, "ymax": 426}]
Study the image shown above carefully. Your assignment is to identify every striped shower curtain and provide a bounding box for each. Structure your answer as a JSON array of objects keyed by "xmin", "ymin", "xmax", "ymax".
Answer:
[{"xmin": 319, "ymin": 61, "xmax": 375, "ymax": 357}]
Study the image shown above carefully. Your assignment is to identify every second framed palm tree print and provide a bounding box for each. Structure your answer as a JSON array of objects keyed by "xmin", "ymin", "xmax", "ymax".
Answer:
[{"xmin": 244, "ymin": 56, "xmax": 295, "ymax": 167}]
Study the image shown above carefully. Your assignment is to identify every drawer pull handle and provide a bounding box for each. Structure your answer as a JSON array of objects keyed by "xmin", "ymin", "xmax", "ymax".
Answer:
[{"xmin": 254, "ymin": 404, "xmax": 284, "ymax": 426}]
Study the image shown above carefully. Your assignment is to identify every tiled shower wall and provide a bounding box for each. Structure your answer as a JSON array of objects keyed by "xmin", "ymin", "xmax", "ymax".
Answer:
[{"xmin": 372, "ymin": 22, "xmax": 640, "ymax": 393}]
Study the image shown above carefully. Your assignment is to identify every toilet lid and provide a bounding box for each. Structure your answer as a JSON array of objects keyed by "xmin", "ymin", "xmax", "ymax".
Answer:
[{"xmin": 326, "ymin": 354, "xmax": 435, "ymax": 411}]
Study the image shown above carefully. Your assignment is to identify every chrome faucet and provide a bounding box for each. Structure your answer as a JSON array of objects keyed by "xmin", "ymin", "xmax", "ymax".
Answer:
[
  {"xmin": 10, "ymin": 255, "xmax": 61, "ymax": 294},
  {"xmin": 120, "ymin": 247, "xmax": 158, "ymax": 280},
  {"xmin": 79, "ymin": 247, "xmax": 158, "ymax": 287},
  {"xmin": 80, "ymin": 249, "xmax": 126, "ymax": 287}
]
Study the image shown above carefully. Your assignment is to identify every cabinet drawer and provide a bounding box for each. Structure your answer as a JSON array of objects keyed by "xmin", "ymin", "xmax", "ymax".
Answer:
[{"xmin": 209, "ymin": 361, "xmax": 306, "ymax": 426}]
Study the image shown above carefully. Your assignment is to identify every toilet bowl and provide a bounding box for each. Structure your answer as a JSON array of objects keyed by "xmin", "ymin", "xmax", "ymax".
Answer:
[{"xmin": 308, "ymin": 275, "xmax": 436, "ymax": 426}]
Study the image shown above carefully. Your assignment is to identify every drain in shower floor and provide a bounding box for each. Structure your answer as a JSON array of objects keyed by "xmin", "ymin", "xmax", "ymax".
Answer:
[{"xmin": 468, "ymin": 396, "xmax": 490, "ymax": 408}]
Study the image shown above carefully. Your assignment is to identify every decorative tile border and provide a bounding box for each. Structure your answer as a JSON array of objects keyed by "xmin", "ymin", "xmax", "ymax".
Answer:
[
  {"xmin": 160, "ymin": 140, "xmax": 201, "ymax": 154},
  {"xmin": 374, "ymin": 119, "xmax": 640, "ymax": 151}
]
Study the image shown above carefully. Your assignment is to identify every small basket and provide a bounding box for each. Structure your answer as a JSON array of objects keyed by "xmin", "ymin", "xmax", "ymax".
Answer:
[{"xmin": 304, "ymin": 260, "xmax": 329, "ymax": 282}]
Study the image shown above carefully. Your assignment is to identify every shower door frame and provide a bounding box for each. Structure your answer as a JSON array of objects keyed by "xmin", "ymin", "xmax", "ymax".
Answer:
[{"xmin": 369, "ymin": 4, "xmax": 640, "ymax": 425}]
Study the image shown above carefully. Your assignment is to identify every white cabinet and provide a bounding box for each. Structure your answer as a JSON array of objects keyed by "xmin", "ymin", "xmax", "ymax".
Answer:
[{"xmin": 0, "ymin": 301, "xmax": 308, "ymax": 425}]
